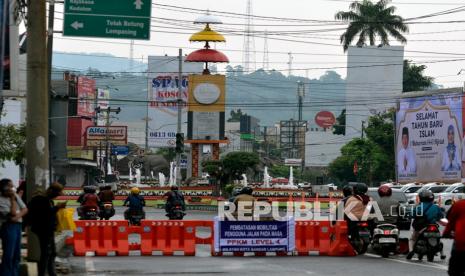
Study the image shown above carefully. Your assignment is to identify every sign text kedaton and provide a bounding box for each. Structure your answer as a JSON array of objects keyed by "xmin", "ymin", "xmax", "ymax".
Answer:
[{"xmin": 63, "ymin": 0, "xmax": 152, "ymax": 40}]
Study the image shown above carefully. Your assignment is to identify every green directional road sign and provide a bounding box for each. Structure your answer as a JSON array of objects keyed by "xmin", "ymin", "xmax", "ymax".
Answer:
[{"xmin": 63, "ymin": 0, "xmax": 152, "ymax": 40}]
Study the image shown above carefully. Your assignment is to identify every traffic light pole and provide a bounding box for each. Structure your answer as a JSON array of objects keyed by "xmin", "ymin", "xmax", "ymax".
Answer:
[{"xmin": 175, "ymin": 48, "xmax": 183, "ymax": 185}]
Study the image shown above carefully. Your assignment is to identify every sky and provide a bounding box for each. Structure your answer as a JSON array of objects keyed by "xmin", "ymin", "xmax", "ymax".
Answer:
[{"xmin": 52, "ymin": 0, "xmax": 465, "ymax": 87}]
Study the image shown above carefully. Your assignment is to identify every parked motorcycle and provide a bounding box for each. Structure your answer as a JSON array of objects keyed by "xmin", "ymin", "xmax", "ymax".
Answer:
[
  {"xmin": 99, "ymin": 202, "xmax": 115, "ymax": 220},
  {"xmin": 166, "ymin": 205, "xmax": 185, "ymax": 220},
  {"xmin": 372, "ymin": 223, "xmax": 399, "ymax": 258},
  {"xmin": 349, "ymin": 221, "xmax": 371, "ymax": 254},
  {"xmin": 407, "ymin": 223, "xmax": 446, "ymax": 262}
]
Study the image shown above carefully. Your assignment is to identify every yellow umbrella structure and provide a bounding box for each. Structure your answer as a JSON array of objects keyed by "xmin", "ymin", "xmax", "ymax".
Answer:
[{"xmin": 189, "ymin": 25, "xmax": 226, "ymax": 43}]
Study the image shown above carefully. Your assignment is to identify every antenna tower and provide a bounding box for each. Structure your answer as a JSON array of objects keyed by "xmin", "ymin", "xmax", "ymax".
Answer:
[
  {"xmin": 262, "ymin": 30, "xmax": 269, "ymax": 70},
  {"xmin": 288, "ymin": 52, "xmax": 293, "ymax": 77},
  {"xmin": 242, "ymin": 0, "xmax": 256, "ymax": 73}
]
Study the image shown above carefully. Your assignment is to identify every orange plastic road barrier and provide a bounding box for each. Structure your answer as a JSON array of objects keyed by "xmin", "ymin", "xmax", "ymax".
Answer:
[
  {"xmin": 295, "ymin": 221, "xmax": 332, "ymax": 256},
  {"xmin": 140, "ymin": 220, "xmax": 213, "ymax": 256},
  {"xmin": 74, "ymin": 220, "xmax": 129, "ymax": 256},
  {"xmin": 327, "ymin": 221, "xmax": 356, "ymax": 256}
]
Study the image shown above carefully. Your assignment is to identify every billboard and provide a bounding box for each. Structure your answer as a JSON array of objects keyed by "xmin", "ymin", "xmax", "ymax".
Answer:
[
  {"xmin": 396, "ymin": 93, "xmax": 462, "ymax": 183},
  {"xmin": 147, "ymin": 56, "xmax": 203, "ymax": 148},
  {"xmin": 77, "ymin": 76, "xmax": 96, "ymax": 117},
  {"xmin": 85, "ymin": 126, "xmax": 128, "ymax": 147}
]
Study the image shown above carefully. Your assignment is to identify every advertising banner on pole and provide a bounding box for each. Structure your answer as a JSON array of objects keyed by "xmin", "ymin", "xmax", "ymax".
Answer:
[
  {"xmin": 213, "ymin": 218, "xmax": 295, "ymax": 253},
  {"xmin": 147, "ymin": 56, "xmax": 202, "ymax": 148},
  {"xmin": 77, "ymin": 76, "xmax": 96, "ymax": 117},
  {"xmin": 96, "ymin": 88, "xmax": 110, "ymax": 125},
  {"xmin": 396, "ymin": 93, "xmax": 463, "ymax": 183}
]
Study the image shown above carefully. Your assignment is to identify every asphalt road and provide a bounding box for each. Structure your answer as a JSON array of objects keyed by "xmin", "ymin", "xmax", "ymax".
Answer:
[{"xmin": 67, "ymin": 209, "xmax": 454, "ymax": 276}]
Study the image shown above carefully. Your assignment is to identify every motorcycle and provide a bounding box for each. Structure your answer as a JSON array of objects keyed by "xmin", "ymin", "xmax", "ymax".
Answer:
[
  {"xmin": 408, "ymin": 223, "xmax": 446, "ymax": 262},
  {"xmin": 372, "ymin": 223, "xmax": 399, "ymax": 258},
  {"xmin": 166, "ymin": 205, "xmax": 185, "ymax": 220},
  {"xmin": 349, "ymin": 221, "xmax": 371, "ymax": 254},
  {"xmin": 99, "ymin": 202, "xmax": 115, "ymax": 220},
  {"xmin": 126, "ymin": 209, "xmax": 145, "ymax": 226},
  {"xmin": 79, "ymin": 206, "xmax": 98, "ymax": 220}
]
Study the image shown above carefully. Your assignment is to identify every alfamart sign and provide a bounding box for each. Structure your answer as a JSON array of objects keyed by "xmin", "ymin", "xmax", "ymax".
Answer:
[{"xmin": 85, "ymin": 126, "xmax": 128, "ymax": 146}]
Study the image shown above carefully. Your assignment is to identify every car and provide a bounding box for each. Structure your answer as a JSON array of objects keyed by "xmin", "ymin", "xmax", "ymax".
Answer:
[
  {"xmin": 405, "ymin": 183, "xmax": 443, "ymax": 204},
  {"xmin": 367, "ymin": 188, "xmax": 411, "ymax": 230},
  {"xmin": 437, "ymin": 183, "xmax": 465, "ymax": 211}
]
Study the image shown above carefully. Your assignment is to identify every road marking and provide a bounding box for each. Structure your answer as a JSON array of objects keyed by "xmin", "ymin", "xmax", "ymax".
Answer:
[
  {"xmin": 86, "ymin": 257, "xmax": 107, "ymax": 276},
  {"xmin": 365, "ymin": 253, "xmax": 448, "ymax": 271}
]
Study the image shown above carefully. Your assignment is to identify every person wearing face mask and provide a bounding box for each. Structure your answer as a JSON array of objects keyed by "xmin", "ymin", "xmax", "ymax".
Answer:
[{"xmin": 0, "ymin": 178, "xmax": 28, "ymax": 276}]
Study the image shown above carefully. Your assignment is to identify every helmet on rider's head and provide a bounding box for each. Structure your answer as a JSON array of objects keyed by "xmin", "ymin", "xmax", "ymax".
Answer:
[
  {"xmin": 232, "ymin": 186, "xmax": 243, "ymax": 197},
  {"xmin": 83, "ymin": 185, "xmax": 96, "ymax": 193},
  {"xmin": 378, "ymin": 185, "xmax": 392, "ymax": 197},
  {"xmin": 419, "ymin": 190, "xmax": 434, "ymax": 202},
  {"xmin": 171, "ymin": 185, "xmax": 179, "ymax": 191},
  {"xmin": 240, "ymin": 186, "xmax": 253, "ymax": 195},
  {"xmin": 353, "ymin": 183, "xmax": 368, "ymax": 195},
  {"xmin": 342, "ymin": 185, "xmax": 353, "ymax": 197},
  {"xmin": 131, "ymin": 187, "xmax": 140, "ymax": 195}
]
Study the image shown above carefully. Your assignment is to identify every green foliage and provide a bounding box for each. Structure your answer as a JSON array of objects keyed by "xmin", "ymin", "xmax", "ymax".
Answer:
[
  {"xmin": 269, "ymin": 165, "xmax": 290, "ymax": 178},
  {"xmin": 227, "ymin": 109, "xmax": 246, "ymax": 122},
  {"xmin": 155, "ymin": 148, "xmax": 176, "ymax": 162},
  {"xmin": 202, "ymin": 160, "xmax": 223, "ymax": 177},
  {"xmin": 329, "ymin": 111, "xmax": 395, "ymax": 185},
  {"xmin": 335, "ymin": 0, "xmax": 408, "ymax": 52},
  {"xmin": 0, "ymin": 124, "xmax": 26, "ymax": 165},
  {"xmin": 222, "ymin": 152, "xmax": 259, "ymax": 178},
  {"xmin": 402, "ymin": 60, "xmax": 434, "ymax": 92},
  {"xmin": 333, "ymin": 109, "xmax": 346, "ymax": 135}
]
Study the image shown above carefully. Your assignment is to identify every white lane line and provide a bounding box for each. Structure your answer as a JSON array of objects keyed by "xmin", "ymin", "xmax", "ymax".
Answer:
[{"xmin": 365, "ymin": 253, "xmax": 448, "ymax": 271}]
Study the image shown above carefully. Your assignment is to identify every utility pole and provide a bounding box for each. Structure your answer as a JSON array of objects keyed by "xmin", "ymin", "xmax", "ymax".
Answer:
[
  {"xmin": 47, "ymin": 0, "xmax": 55, "ymax": 185},
  {"xmin": 297, "ymin": 81, "xmax": 305, "ymax": 121},
  {"xmin": 361, "ymin": 120, "xmax": 366, "ymax": 139},
  {"xmin": 176, "ymin": 49, "xmax": 183, "ymax": 185},
  {"xmin": 26, "ymin": 0, "xmax": 48, "ymax": 262},
  {"xmin": 96, "ymin": 106, "xmax": 120, "ymax": 178}
]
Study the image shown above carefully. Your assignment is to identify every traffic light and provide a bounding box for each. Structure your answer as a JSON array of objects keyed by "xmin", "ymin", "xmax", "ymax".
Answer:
[{"xmin": 175, "ymin": 133, "xmax": 184, "ymax": 153}]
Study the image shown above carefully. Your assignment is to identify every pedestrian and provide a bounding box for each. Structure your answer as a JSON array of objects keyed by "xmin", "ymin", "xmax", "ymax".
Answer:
[
  {"xmin": 443, "ymin": 199, "xmax": 465, "ymax": 276},
  {"xmin": 27, "ymin": 182, "xmax": 66, "ymax": 276},
  {"xmin": 0, "ymin": 178, "xmax": 28, "ymax": 276}
]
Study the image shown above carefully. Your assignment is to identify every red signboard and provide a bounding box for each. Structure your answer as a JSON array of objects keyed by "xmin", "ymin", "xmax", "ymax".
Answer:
[
  {"xmin": 77, "ymin": 76, "xmax": 96, "ymax": 117},
  {"xmin": 315, "ymin": 111, "xmax": 336, "ymax": 128},
  {"xmin": 67, "ymin": 118, "xmax": 94, "ymax": 146},
  {"xmin": 85, "ymin": 126, "xmax": 128, "ymax": 147}
]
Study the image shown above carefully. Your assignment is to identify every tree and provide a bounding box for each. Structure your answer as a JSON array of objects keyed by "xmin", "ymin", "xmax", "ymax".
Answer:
[
  {"xmin": 403, "ymin": 60, "xmax": 434, "ymax": 92},
  {"xmin": 335, "ymin": 0, "xmax": 408, "ymax": 52},
  {"xmin": 333, "ymin": 109, "xmax": 346, "ymax": 135},
  {"xmin": 0, "ymin": 124, "xmax": 26, "ymax": 165},
  {"xmin": 227, "ymin": 109, "xmax": 246, "ymax": 122},
  {"xmin": 329, "ymin": 111, "xmax": 395, "ymax": 184},
  {"xmin": 222, "ymin": 152, "xmax": 259, "ymax": 181}
]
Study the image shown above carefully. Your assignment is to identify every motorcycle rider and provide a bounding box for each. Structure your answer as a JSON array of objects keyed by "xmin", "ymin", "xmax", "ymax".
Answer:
[
  {"xmin": 164, "ymin": 185, "xmax": 186, "ymax": 217},
  {"xmin": 98, "ymin": 184, "xmax": 115, "ymax": 220},
  {"xmin": 345, "ymin": 183, "xmax": 372, "ymax": 237},
  {"xmin": 77, "ymin": 186, "xmax": 99, "ymax": 218},
  {"xmin": 233, "ymin": 186, "xmax": 255, "ymax": 219},
  {"xmin": 123, "ymin": 187, "xmax": 145, "ymax": 220},
  {"xmin": 443, "ymin": 199, "xmax": 465, "ymax": 276},
  {"xmin": 376, "ymin": 185, "xmax": 400, "ymax": 225},
  {"xmin": 406, "ymin": 190, "xmax": 445, "ymax": 260}
]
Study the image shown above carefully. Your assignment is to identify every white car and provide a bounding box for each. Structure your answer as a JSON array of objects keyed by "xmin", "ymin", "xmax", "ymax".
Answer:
[{"xmin": 437, "ymin": 183, "xmax": 465, "ymax": 210}]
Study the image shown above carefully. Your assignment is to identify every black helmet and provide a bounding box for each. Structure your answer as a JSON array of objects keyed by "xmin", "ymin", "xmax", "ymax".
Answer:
[
  {"xmin": 240, "ymin": 186, "xmax": 253, "ymax": 195},
  {"xmin": 171, "ymin": 185, "xmax": 179, "ymax": 191},
  {"xmin": 342, "ymin": 185, "xmax": 353, "ymax": 197},
  {"xmin": 353, "ymin": 183, "xmax": 368, "ymax": 195},
  {"xmin": 83, "ymin": 185, "xmax": 96, "ymax": 193},
  {"xmin": 419, "ymin": 190, "xmax": 434, "ymax": 202},
  {"xmin": 232, "ymin": 186, "xmax": 243, "ymax": 197}
]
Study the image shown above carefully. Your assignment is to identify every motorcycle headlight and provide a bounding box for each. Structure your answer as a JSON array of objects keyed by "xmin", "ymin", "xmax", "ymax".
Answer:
[{"xmin": 374, "ymin": 229, "xmax": 383, "ymax": 235}]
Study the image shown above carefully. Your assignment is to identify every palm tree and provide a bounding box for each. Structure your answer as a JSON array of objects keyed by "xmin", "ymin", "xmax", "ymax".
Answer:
[{"xmin": 335, "ymin": 0, "xmax": 408, "ymax": 52}]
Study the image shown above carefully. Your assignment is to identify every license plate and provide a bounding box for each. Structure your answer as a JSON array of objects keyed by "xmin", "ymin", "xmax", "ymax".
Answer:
[{"xmin": 379, "ymin": 238, "xmax": 396, "ymax": 243}]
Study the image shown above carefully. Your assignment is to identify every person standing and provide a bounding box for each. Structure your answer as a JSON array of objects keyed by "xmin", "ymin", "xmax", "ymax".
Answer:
[
  {"xmin": 27, "ymin": 182, "xmax": 66, "ymax": 276},
  {"xmin": 442, "ymin": 125, "xmax": 461, "ymax": 171},
  {"xmin": 0, "ymin": 178, "xmax": 28, "ymax": 276},
  {"xmin": 443, "ymin": 199, "xmax": 465, "ymax": 276}
]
